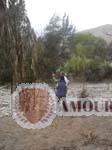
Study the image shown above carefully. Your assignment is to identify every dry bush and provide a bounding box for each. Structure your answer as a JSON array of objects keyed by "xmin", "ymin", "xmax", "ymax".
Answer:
[
  {"xmin": 80, "ymin": 130, "xmax": 97, "ymax": 145},
  {"xmin": 79, "ymin": 88, "xmax": 89, "ymax": 98}
]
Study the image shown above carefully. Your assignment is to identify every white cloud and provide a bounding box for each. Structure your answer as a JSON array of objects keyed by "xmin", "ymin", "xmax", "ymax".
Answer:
[{"xmin": 25, "ymin": 0, "xmax": 112, "ymax": 31}]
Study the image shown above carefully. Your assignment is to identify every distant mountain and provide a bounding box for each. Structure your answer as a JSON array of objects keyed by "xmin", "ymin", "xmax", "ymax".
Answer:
[{"xmin": 79, "ymin": 24, "xmax": 112, "ymax": 43}]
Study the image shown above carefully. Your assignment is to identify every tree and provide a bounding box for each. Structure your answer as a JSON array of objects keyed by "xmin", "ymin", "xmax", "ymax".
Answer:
[
  {"xmin": 0, "ymin": 0, "xmax": 36, "ymax": 90},
  {"xmin": 0, "ymin": 0, "xmax": 12, "ymax": 84},
  {"xmin": 32, "ymin": 38, "xmax": 50, "ymax": 81},
  {"xmin": 71, "ymin": 33, "xmax": 107, "ymax": 61},
  {"xmin": 60, "ymin": 14, "xmax": 75, "ymax": 57},
  {"xmin": 44, "ymin": 14, "xmax": 75, "ymax": 71},
  {"xmin": 8, "ymin": 0, "xmax": 36, "ymax": 85}
]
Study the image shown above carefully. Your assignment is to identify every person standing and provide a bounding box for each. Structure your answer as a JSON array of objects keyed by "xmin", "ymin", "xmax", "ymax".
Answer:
[
  {"xmin": 61, "ymin": 72, "xmax": 69, "ymax": 86},
  {"xmin": 55, "ymin": 76, "xmax": 67, "ymax": 102}
]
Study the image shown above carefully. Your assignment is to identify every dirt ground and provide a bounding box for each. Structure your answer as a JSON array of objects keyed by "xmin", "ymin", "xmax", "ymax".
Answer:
[
  {"xmin": 1, "ymin": 83, "xmax": 112, "ymax": 150},
  {"xmin": 1, "ymin": 116, "xmax": 112, "ymax": 150}
]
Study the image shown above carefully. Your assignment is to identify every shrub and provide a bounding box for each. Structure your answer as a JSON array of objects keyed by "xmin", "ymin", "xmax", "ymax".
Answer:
[
  {"xmin": 84, "ymin": 60, "xmax": 101, "ymax": 81},
  {"xmin": 99, "ymin": 61, "xmax": 112, "ymax": 79},
  {"xmin": 64, "ymin": 56, "xmax": 90, "ymax": 75},
  {"xmin": 64, "ymin": 55, "xmax": 112, "ymax": 82}
]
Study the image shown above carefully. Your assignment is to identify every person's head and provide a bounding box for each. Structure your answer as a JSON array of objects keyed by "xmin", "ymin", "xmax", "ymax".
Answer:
[
  {"xmin": 60, "ymin": 72, "xmax": 65, "ymax": 77},
  {"xmin": 60, "ymin": 76, "xmax": 65, "ymax": 81}
]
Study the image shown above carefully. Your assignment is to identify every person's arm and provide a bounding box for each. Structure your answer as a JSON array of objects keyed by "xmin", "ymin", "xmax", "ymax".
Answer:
[{"xmin": 64, "ymin": 76, "xmax": 69, "ymax": 85}]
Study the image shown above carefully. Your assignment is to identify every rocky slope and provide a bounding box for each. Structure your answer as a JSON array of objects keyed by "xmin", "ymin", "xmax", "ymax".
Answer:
[{"xmin": 80, "ymin": 24, "xmax": 112, "ymax": 43}]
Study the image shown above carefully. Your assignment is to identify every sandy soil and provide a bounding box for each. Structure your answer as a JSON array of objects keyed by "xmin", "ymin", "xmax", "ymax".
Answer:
[{"xmin": 1, "ymin": 83, "xmax": 112, "ymax": 150}]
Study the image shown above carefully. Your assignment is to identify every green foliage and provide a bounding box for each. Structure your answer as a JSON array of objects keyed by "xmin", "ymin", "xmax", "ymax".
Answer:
[
  {"xmin": 75, "ymin": 43, "xmax": 86, "ymax": 57},
  {"xmin": 64, "ymin": 55, "xmax": 112, "ymax": 81},
  {"xmin": 99, "ymin": 61, "xmax": 112, "ymax": 79},
  {"xmin": 72, "ymin": 33, "xmax": 96, "ymax": 46},
  {"xmin": 84, "ymin": 60, "xmax": 101, "ymax": 81},
  {"xmin": 64, "ymin": 56, "xmax": 90, "ymax": 74},
  {"xmin": 62, "ymin": 32, "xmax": 112, "ymax": 82},
  {"xmin": 72, "ymin": 33, "xmax": 107, "ymax": 61}
]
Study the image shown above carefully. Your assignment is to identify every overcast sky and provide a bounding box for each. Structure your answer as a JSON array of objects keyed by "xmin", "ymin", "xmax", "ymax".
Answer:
[{"xmin": 25, "ymin": 0, "xmax": 112, "ymax": 33}]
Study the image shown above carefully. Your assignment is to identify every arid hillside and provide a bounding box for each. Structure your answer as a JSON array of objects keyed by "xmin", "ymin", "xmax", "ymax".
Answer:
[{"xmin": 80, "ymin": 24, "xmax": 112, "ymax": 43}]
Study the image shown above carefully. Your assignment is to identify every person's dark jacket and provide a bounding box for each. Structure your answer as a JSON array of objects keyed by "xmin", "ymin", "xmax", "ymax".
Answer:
[{"xmin": 56, "ymin": 79, "xmax": 67, "ymax": 98}]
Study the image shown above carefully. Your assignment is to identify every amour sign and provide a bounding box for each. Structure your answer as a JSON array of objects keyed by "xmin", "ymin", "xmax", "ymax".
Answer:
[{"xmin": 12, "ymin": 83, "xmax": 112, "ymax": 129}]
